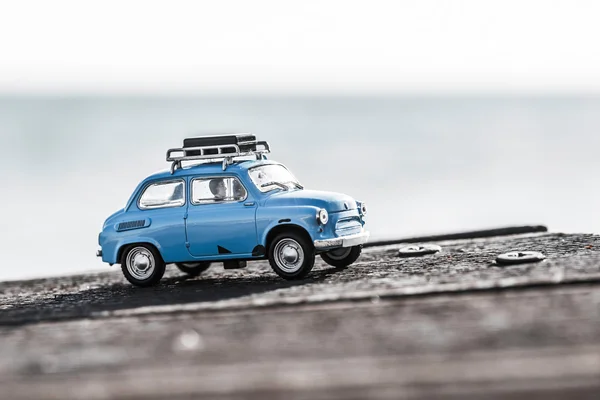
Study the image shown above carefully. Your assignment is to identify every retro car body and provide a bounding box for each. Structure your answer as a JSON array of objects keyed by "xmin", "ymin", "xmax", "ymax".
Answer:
[{"xmin": 97, "ymin": 135, "xmax": 369, "ymax": 286}]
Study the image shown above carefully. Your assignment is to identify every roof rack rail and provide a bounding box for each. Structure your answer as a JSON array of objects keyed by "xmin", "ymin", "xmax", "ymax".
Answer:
[{"xmin": 166, "ymin": 134, "xmax": 271, "ymax": 173}]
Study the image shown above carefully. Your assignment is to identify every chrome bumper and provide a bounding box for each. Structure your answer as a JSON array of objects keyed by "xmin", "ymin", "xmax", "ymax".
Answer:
[{"xmin": 314, "ymin": 231, "xmax": 370, "ymax": 250}]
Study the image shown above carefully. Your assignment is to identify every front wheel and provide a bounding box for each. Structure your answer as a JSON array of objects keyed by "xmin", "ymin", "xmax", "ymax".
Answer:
[
  {"xmin": 269, "ymin": 232, "xmax": 315, "ymax": 280},
  {"xmin": 320, "ymin": 246, "xmax": 362, "ymax": 268},
  {"xmin": 121, "ymin": 244, "xmax": 166, "ymax": 287},
  {"xmin": 175, "ymin": 262, "xmax": 212, "ymax": 277}
]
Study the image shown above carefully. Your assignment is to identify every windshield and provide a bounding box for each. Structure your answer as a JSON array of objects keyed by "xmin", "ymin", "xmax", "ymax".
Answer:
[{"xmin": 248, "ymin": 164, "xmax": 303, "ymax": 192}]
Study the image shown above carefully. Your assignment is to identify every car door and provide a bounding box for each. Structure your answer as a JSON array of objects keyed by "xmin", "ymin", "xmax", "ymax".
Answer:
[
  {"xmin": 134, "ymin": 178, "xmax": 189, "ymax": 261},
  {"xmin": 185, "ymin": 175, "xmax": 258, "ymax": 257}
]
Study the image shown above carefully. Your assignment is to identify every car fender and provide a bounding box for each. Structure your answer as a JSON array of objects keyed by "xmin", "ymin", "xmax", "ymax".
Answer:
[
  {"xmin": 109, "ymin": 236, "xmax": 165, "ymax": 265},
  {"xmin": 258, "ymin": 205, "xmax": 322, "ymax": 248}
]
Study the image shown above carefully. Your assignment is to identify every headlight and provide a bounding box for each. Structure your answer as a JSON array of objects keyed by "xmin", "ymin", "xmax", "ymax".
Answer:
[
  {"xmin": 317, "ymin": 209, "xmax": 329, "ymax": 225},
  {"xmin": 357, "ymin": 201, "xmax": 367, "ymax": 216}
]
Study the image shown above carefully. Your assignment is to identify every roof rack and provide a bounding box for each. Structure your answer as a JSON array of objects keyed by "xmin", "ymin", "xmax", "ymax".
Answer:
[{"xmin": 166, "ymin": 134, "xmax": 271, "ymax": 173}]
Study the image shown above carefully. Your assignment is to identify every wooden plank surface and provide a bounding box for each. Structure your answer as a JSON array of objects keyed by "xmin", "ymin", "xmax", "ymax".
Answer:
[{"xmin": 1, "ymin": 233, "xmax": 600, "ymax": 399}]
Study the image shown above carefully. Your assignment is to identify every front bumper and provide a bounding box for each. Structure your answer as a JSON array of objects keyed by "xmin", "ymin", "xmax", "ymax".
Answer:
[{"xmin": 314, "ymin": 231, "xmax": 370, "ymax": 250}]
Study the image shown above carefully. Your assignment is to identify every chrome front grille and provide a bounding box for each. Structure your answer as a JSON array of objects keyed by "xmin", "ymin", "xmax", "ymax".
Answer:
[{"xmin": 335, "ymin": 217, "xmax": 363, "ymax": 236}]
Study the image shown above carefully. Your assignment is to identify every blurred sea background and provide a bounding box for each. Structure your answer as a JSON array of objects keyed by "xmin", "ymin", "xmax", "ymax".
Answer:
[{"xmin": 1, "ymin": 95, "xmax": 599, "ymax": 281}]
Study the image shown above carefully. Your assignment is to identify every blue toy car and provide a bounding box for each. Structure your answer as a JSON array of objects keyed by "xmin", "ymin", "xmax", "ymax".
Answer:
[{"xmin": 97, "ymin": 134, "xmax": 369, "ymax": 287}]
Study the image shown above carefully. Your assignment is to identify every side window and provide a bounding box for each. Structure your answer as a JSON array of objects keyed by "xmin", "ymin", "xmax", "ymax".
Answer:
[
  {"xmin": 139, "ymin": 180, "xmax": 185, "ymax": 209},
  {"xmin": 192, "ymin": 177, "xmax": 247, "ymax": 204}
]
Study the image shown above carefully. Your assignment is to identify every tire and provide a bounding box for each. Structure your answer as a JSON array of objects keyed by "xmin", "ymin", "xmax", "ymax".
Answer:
[
  {"xmin": 120, "ymin": 244, "xmax": 166, "ymax": 287},
  {"xmin": 268, "ymin": 231, "xmax": 315, "ymax": 280},
  {"xmin": 321, "ymin": 245, "xmax": 362, "ymax": 268},
  {"xmin": 175, "ymin": 262, "xmax": 212, "ymax": 277}
]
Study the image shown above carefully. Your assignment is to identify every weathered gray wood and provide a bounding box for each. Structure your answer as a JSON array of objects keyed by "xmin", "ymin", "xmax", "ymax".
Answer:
[{"xmin": 1, "ymin": 233, "xmax": 600, "ymax": 399}]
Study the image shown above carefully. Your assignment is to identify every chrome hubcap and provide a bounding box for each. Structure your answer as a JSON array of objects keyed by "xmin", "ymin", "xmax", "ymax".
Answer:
[
  {"xmin": 274, "ymin": 238, "xmax": 304, "ymax": 273},
  {"xmin": 126, "ymin": 247, "xmax": 155, "ymax": 280},
  {"xmin": 282, "ymin": 247, "xmax": 299, "ymax": 263}
]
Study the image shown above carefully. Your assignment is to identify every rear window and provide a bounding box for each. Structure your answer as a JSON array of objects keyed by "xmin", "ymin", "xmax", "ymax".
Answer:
[{"xmin": 138, "ymin": 180, "xmax": 185, "ymax": 209}]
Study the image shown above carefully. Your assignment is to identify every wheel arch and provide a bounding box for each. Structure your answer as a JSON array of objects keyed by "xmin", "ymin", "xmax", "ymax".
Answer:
[
  {"xmin": 265, "ymin": 224, "xmax": 314, "ymax": 254},
  {"xmin": 117, "ymin": 241, "xmax": 164, "ymax": 265}
]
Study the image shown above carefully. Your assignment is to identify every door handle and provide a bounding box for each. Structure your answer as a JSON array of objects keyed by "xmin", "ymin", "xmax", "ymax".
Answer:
[{"xmin": 244, "ymin": 202, "xmax": 256, "ymax": 207}]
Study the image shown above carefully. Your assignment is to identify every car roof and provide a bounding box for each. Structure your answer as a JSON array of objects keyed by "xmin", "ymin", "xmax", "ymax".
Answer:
[{"xmin": 141, "ymin": 159, "xmax": 281, "ymax": 183}]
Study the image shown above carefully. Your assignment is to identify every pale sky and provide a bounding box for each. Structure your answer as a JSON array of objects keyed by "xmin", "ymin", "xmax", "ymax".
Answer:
[{"xmin": 0, "ymin": 0, "xmax": 599, "ymax": 94}]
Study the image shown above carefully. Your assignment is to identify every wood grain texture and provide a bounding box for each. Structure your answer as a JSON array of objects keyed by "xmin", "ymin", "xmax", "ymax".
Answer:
[{"xmin": 1, "ymin": 233, "xmax": 600, "ymax": 399}]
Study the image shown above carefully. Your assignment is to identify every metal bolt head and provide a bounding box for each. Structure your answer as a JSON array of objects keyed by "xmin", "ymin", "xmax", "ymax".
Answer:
[
  {"xmin": 496, "ymin": 251, "xmax": 546, "ymax": 265},
  {"xmin": 398, "ymin": 244, "xmax": 442, "ymax": 257}
]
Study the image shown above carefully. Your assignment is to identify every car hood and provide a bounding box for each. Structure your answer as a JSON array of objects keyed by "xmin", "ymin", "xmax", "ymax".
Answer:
[{"xmin": 264, "ymin": 189, "xmax": 357, "ymax": 212}]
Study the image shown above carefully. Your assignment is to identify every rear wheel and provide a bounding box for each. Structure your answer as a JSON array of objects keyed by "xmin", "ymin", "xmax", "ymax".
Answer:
[
  {"xmin": 321, "ymin": 245, "xmax": 362, "ymax": 268},
  {"xmin": 175, "ymin": 262, "xmax": 212, "ymax": 277},
  {"xmin": 121, "ymin": 244, "xmax": 166, "ymax": 287},
  {"xmin": 269, "ymin": 232, "xmax": 315, "ymax": 280}
]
